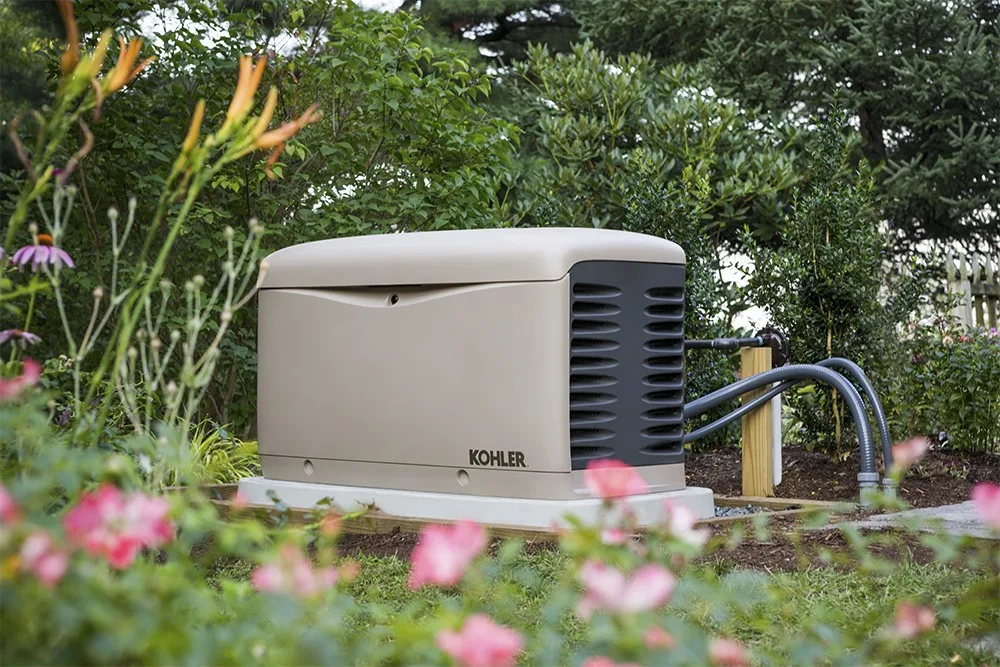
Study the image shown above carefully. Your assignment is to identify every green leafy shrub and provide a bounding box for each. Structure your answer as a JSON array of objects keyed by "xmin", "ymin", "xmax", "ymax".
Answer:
[
  {"xmin": 500, "ymin": 41, "xmax": 801, "ymax": 238},
  {"xmin": 742, "ymin": 115, "xmax": 920, "ymax": 454},
  {"xmin": 886, "ymin": 327, "xmax": 1000, "ymax": 454}
]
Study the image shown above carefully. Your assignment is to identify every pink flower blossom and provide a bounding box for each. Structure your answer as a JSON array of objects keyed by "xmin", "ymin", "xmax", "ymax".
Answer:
[
  {"xmin": 408, "ymin": 520, "xmax": 487, "ymax": 589},
  {"xmin": 600, "ymin": 527, "xmax": 628, "ymax": 545},
  {"xmin": 970, "ymin": 482, "xmax": 1000, "ymax": 532},
  {"xmin": 644, "ymin": 625, "xmax": 675, "ymax": 650},
  {"xmin": 0, "ymin": 358, "xmax": 42, "ymax": 402},
  {"xmin": 11, "ymin": 234, "xmax": 74, "ymax": 271},
  {"xmin": 0, "ymin": 483, "xmax": 20, "ymax": 525},
  {"xmin": 892, "ymin": 601, "xmax": 936, "ymax": 638},
  {"xmin": 662, "ymin": 500, "xmax": 710, "ymax": 548},
  {"xmin": 0, "ymin": 329, "xmax": 41, "ymax": 348},
  {"xmin": 584, "ymin": 459, "xmax": 648, "ymax": 500},
  {"xmin": 19, "ymin": 531, "xmax": 69, "ymax": 588},
  {"xmin": 891, "ymin": 437, "xmax": 930, "ymax": 472},
  {"xmin": 251, "ymin": 543, "xmax": 339, "ymax": 598},
  {"xmin": 581, "ymin": 657, "xmax": 640, "ymax": 667},
  {"xmin": 576, "ymin": 560, "xmax": 676, "ymax": 618},
  {"xmin": 709, "ymin": 638, "xmax": 748, "ymax": 666},
  {"xmin": 63, "ymin": 484, "xmax": 175, "ymax": 569},
  {"xmin": 436, "ymin": 614, "xmax": 524, "ymax": 667}
]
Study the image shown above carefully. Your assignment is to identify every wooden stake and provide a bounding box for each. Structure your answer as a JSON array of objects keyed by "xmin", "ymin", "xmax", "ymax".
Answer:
[{"xmin": 741, "ymin": 347, "xmax": 774, "ymax": 497}]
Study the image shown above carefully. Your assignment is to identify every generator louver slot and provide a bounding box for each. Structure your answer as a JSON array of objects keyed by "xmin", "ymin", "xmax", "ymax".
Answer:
[{"xmin": 568, "ymin": 262, "xmax": 686, "ymax": 469}]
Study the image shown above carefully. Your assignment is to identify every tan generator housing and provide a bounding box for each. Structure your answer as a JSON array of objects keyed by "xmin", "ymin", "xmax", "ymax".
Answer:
[{"xmin": 256, "ymin": 228, "xmax": 689, "ymax": 502}]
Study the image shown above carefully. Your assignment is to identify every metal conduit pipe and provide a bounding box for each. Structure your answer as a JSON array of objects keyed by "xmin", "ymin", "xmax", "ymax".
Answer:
[{"xmin": 682, "ymin": 365, "xmax": 880, "ymax": 497}]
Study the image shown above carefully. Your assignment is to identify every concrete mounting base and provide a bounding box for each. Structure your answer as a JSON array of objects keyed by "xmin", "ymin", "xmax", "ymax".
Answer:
[{"xmin": 237, "ymin": 477, "xmax": 716, "ymax": 529}]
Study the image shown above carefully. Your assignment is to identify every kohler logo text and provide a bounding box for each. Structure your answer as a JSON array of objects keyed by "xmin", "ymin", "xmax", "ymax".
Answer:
[{"xmin": 469, "ymin": 449, "xmax": 526, "ymax": 468}]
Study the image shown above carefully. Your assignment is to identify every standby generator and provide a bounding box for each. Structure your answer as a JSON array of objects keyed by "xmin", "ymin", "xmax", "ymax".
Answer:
[{"xmin": 240, "ymin": 228, "xmax": 718, "ymax": 525}]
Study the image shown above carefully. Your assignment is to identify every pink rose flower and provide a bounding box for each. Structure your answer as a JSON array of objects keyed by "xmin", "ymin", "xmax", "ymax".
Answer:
[
  {"xmin": 644, "ymin": 625, "xmax": 675, "ymax": 649},
  {"xmin": 0, "ymin": 483, "xmax": 21, "ymax": 525},
  {"xmin": 970, "ymin": 482, "xmax": 1000, "ymax": 532},
  {"xmin": 63, "ymin": 484, "xmax": 175, "ymax": 569},
  {"xmin": 576, "ymin": 559, "xmax": 676, "ymax": 618},
  {"xmin": 662, "ymin": 500, "xmax": 710, "ymax": 548},
  {"xmin": 408, "ymin": 520, "xmax": 486, "ymax": 589},
  {"xmin": 708, "ymin": 638, "xmax": 748, "ymax": 666},
  {"xmin": 600, "ymin": 527, "xmax": 628, "ymax": 545},
  {"xmin": 584, "ymin": 459, "xmax": 648, "ymax": 500},
  {"xmin": 892, "ymin": 601, "xmax": 936, "ymax": 638},
  {"xmin": 19, "ymin": 531, "xmax": 69, "ymax": 588},
  {"xmin": 436, "ymin": 614, "xmax": 524, "ymax": 667},
  {"xmin": 251, "ymin": 543, "xmax": 339, "ymax": 599},
  {"xmin": 0, "ymin": 358, "xmax": 42, "ymax": 402},
  {"xmin": 891, "ymin": 437, "xmax": 930, "ymax": 472},
  {"xmin": 581, "ymin": 657, "xmax": 640, "ymax": 667}
]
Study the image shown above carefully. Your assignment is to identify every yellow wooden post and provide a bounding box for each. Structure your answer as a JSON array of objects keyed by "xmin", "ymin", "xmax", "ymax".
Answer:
[{"xmin": 741, "ymin": 347, "xmax": 774, "ymax": 497}]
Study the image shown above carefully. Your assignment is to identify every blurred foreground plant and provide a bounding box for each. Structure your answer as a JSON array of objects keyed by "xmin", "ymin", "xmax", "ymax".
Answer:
[{"xmin": 1, "ymin": 1, "xmax": 318, "ymax": 480}]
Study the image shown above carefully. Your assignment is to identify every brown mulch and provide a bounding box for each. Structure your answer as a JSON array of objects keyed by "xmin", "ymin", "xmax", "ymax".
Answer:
[
  {"xmin": 686, "ymin": 442, "xmax": 1000, "ymax": 508},
  {"xmin": 334, "ymin": 445, "xmax": 998, "ymax": 570}
]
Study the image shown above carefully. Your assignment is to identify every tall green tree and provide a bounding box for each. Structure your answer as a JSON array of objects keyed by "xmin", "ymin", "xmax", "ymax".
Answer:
[
  {"xmin": 400, "ymin": 0, "xmax": 578, "ymax": 63},
  {"xmin": 571, "ymin": 0, "xmax": 1000, "ymax": 250}
]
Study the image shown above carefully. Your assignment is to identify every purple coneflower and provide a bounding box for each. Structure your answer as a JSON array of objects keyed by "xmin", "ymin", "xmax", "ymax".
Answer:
[
  {"xmin": 0, "ymin": 329, "xmax": 42, "ymax": 348},
  {"xmin": 10, "ymin": 234, "xmax": 74, "ymax": 270}
]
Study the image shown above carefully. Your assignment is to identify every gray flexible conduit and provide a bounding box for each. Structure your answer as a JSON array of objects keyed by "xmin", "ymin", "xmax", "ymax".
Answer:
[
  {"xmin": 684, "ymin": 358, "xmax": 893, "ymax": 470},
  {"xmin": 682, "ymin": 365, "xmax": 879, "ymax": 492}
]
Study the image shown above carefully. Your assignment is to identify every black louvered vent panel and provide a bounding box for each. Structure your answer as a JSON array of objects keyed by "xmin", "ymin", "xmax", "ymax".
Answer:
[
  {"xmin": 569, "ymin": 280, "xmax": 621, "ymax": 458},
  {"xmin": 568, "ymin": 261, "xmax": 685, "ymax": 469}
]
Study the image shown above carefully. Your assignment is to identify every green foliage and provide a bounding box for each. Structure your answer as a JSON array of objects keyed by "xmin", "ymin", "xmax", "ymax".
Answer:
[
  {"xmin": 742, "ymin": 116, "xmax": 919, "ymax": 453},
  {"xmin": 177, "ymin": 422, "xmax": 261, "ymax": 485},
  {"xmin": 571, "ymin": 0, "xmax": 1000, "ymax": 249},
  {"xmin": 886, "ymin": 327, "xmax": 1000, "ymax": 455},
  {"xmin": 2, "ymin": 397, "xmax": 998, "ymax": 664},
  {"xmin": 500, "ymin": 41, "xmax": 801, "ymax": 239},
  {"xmin": 404, "ymin": 1, "xmax": 580, "ymax": 64},
  {"xmin": 4, "ymin": 0, "xmax": 518, "ymax": 436}
]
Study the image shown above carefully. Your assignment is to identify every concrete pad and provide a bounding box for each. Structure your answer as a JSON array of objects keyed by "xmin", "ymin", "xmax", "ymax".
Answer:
[
  {"xmin": 237, "ymin": 477, "xmax": 715, "ymax": 529},
  {"xmin": 844, "ymin": 501, "xmax": 997, "ymax": 540}
]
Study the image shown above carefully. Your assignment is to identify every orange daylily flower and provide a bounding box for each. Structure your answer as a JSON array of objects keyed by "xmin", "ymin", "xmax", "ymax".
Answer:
[
  {"xmin": 181, "ymin": 100, "xmax": 207, "ymax": 153},
  {"xmin": 104, "ymin": 36, "xmax": 155, "ymax": 93},
  {"xmin": 225, "ymin": 55, "xmax": 268, "ymax": 128},
  {"xmin": 56, "ymin": 0, "xmax": 80, "ymax": 76},
  {"xmin": 255, "ymin": 104, "xmax": 322, "ymax": 149}
]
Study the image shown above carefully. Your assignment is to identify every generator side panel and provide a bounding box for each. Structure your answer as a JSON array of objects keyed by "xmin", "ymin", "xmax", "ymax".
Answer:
[
  {"xmin": 257, "ymin": 279, "xmax": 573, "ymax": 489},
  {"xmin": 568, "ymin": 260, "xmax": 686, "ymax": 469}
]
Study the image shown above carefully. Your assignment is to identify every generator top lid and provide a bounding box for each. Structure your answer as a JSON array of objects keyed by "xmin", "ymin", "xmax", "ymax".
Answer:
[{"xmin": 261, "ymin": 228, "xmax": 684, "ymax": 289}]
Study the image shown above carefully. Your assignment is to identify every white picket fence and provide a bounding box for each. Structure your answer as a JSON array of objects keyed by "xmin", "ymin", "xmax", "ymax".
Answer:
[{"xmin": 945, "ymin": 253, "xmax": 999, "ymax": 329}]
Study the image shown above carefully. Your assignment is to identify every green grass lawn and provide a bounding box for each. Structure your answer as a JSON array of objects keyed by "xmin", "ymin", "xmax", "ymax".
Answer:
[{"xmin": 207, "ymin": 546, "xmax": 999, "ymax": 666}]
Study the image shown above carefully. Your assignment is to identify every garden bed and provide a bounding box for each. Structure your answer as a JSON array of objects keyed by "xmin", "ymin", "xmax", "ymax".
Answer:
[{"xmin": 686, "ymin": 442, "xmax": 999, "ymax": 508}]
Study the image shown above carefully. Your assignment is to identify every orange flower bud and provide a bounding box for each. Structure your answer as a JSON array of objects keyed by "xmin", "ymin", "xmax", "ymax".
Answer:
[
  {"xmin": 251, "ymin": 87, "xmax": 279, "ymax": 139},
  {"xmin": 224, "ymin": 55, "xmax": 268, "ymax": 128},
  {"xmin": 57, "ymin": 0, "xmax": 80, "ymax": 77},
  {"xmin": 181, "ymin": 100, "xmax": 206, "ymax": 153},
  {"xmin": 88, "ymin": 30, "xmax": 113, "ymax": 78}
]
